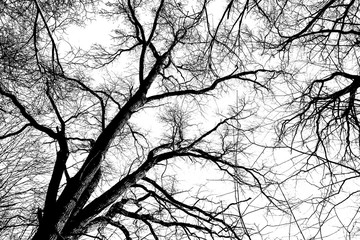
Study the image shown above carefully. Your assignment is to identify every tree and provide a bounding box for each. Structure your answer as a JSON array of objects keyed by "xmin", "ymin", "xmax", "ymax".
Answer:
[
  {"xmin": 246, "ymin": 0, "xmax": 360, "ymax": 239},
  {"xmin": 0, "ymin": 0, "xmax": 279, "ymax": 239},
  {"xmin": 4, "ymin": 0, "xmax": 360, "ymax": 239}
]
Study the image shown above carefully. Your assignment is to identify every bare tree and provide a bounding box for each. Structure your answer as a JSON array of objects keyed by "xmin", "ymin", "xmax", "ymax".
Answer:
[
  {"xmin": 1, "ymin": 0, "xmax": 279, "ymax": 239},
  {"xmin": 245, "ymin": 0, "xmax": 360, "ymax": 239}
]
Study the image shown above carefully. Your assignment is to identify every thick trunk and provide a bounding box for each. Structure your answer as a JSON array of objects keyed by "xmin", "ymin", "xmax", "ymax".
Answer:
[
  {"xmin": 65, "ymin": 150, "xmax": 181, "ymax": 236},
  {"xmin": 61, "ymin": 169, "xmax": 102, "ymax": 238},
  {"xmin": 67, "ymin": 154, "xmax": 157, "ymax": 235},
  {"xmin": 31, "ymin": 100, "xmax": 141, "ymax": 239},
  {"xmin": 31, "ymin": 54, "xmax": 166, "ymax": 240}
]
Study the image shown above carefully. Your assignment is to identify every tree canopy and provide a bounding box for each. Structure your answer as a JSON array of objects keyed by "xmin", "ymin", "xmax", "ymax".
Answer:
[{"xmin": 1, "ymin": 0, "xmax": 360, "ymax": 239}]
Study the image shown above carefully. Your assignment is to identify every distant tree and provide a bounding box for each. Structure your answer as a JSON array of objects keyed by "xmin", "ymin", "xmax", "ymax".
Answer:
[
  {"xmin": 246, "ymin": 0, "xmax": 360, "ymax": 239},
  {"xmin": 0, "ymin": 1, "xmax": 279, "ymax": 239}
]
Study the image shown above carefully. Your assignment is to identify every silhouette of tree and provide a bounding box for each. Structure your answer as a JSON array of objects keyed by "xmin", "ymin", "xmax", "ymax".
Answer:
[
  {"xmin": 0, "ymin": 1, "xmax": 279, "ymax": 239},
  {"xmin": 5, "ymin": 0, "xmax": 360, "ymax": 239},
  {"xmin": 245, "ymin": 0, "xmax": 360, "ymax": 239}
]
